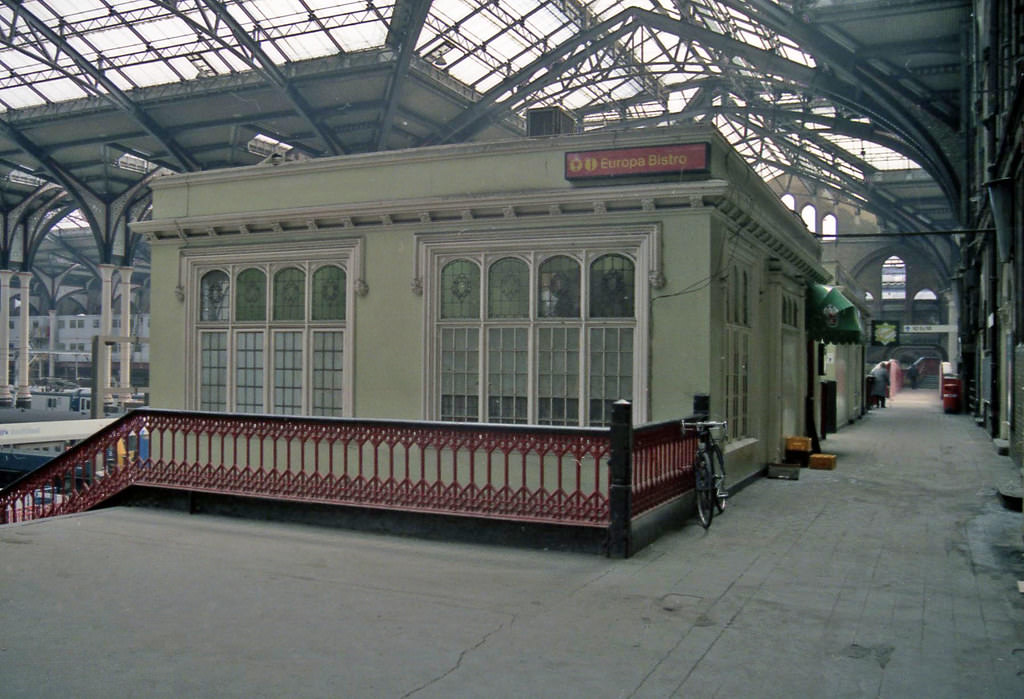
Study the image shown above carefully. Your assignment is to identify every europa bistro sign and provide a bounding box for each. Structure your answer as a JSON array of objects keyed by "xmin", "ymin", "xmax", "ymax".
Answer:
[{"xmin": 565, "ymin": 143, "xmax": 710, "ymax": 180}]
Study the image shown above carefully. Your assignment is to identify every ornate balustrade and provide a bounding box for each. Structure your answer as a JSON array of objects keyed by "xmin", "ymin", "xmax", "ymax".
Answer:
[{"xmin": 1, "ymin": 408, "xmax": 697, "ymax": 554}]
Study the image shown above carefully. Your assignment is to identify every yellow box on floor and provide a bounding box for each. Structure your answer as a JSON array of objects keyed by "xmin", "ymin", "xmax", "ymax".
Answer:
[
  {"xmin": 809, "ymin": 453, "xmax": 837, "ymax": 470},
  {"xmin": 785, "ymin": 436, "xmax": 812, "ymax": 452}
]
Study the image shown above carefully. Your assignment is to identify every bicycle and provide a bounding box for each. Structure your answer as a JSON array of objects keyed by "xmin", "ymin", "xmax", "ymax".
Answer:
[{"xmin": 687, "ymin": 419, "xmax": 728, "ymax": 529}]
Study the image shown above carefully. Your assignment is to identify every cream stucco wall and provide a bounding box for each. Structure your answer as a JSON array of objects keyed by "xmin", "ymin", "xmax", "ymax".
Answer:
[
  {"xmin": 649, "ymin": 211, "xmax": 712, "ymax": 420},
  {"xmin": 149, "ymin": 242, "xmax": 187, "ymax": 409},
  {"xmin": 353, "ymin": 228, "xmax": 423, "ymax": 419}
]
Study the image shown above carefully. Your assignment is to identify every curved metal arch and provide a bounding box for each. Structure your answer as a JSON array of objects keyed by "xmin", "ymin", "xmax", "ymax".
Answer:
[
  {"xmin": 23, "ymin": 203, "xmax": 79, "ymax": 273},
  {"xmin": 849, "ymin": 242, "xmax": 950, "ymax": 288},
  {"xmin": 709, "ymin": 0, "xmax": 960, "ymax": 209}
]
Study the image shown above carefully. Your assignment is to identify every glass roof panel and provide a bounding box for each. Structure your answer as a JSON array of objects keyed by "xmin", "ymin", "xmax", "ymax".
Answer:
[
  {"xmin": 117, "ymin": 62, "xmax": 182, "ymax": 89},
  {"xmin": 331, "ymin": 23, "xmax": 389, "ymax": 52},
  {"xmin": 0, "ymin": 85, "xmax": 51, "ymax": 110},
  {"xmin": 26, "ymin": 78, "xmax": 90, "ymax": 105},
  {"xmin": 0, "ymin": 0, "xmax": 943, "ymax": 230}
]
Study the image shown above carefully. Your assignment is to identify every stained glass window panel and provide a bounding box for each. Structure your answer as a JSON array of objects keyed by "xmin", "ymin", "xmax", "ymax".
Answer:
[
  {"xmin": 273, "ymin": 268, "xmax": 306, "ymax": 321},
  {"xmin": 440, "ymin": 259, "xmax": 480, "ymax": 319},
  {"xmin": 487, "ymin": 257, "xmax": 529, "ymax": 318},
  {"xmin": 538, "ymin": 256, "xmax": 580, "ymax": 318},
  {"xmin": 312, "ymin": 266, "xmax": 346, "ymax": 321},
  {"xmin": 236, "ymin": 268, "xmax": 267, "ymax": 322},
  {"xmin": 200, "ymin": 271, "xmax": 229, "ymax": 321},
  {"xmin": 589, "ymin": 254, "xmax": 634, "ymax": 318}
]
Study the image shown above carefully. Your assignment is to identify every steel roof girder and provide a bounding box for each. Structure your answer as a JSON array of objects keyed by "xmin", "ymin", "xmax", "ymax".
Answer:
[
  {"xmin": 0, "ymin": 0, "xmax": 199, "ymax": 172},
  {"xmin": 186, "ymin": 0, "xmax": 345, "ymax": 156},
  {"xmin": 721, "ymin": 0, "xmax": 959, "ymax": 201},
  {"xmin": 425, "ymin": 6, "xmax": 646, "ymax": 143},
  {"xmin": 377, "ymin": 0, "xmax": 433, "ymax": 150}
]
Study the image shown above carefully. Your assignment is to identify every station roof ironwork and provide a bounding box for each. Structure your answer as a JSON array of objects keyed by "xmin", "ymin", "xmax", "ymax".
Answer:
[{"xmin": 0, "ymin": 0, "xmax": 970, "ymax": 285}]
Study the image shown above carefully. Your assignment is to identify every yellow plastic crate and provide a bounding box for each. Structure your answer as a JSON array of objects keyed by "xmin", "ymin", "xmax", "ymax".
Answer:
[
  {"xmin": 809, "ymin": 453, "xmax": 837, "ymax": 470},
  {"xmin": 785, "ymin": 436, "xmax": 812, "ymax": 452}
]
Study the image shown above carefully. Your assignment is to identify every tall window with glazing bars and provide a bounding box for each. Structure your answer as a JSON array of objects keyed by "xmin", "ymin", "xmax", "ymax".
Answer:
[
  {"xmin": 436, "ymin": 251, "xmax": 635, "ymax": 426},
  {"xmin": 197, "ymin": 261, "xmax": 347, "ymax": 416},
  {"xmin": 724, "ymin": 262, "xmax": 752, "ymax": 439}
]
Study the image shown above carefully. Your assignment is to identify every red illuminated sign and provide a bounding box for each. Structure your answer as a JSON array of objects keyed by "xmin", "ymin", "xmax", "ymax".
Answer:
[{"xmin": 564, "ymin": 143, "xmax": 710, "ymax": 180}]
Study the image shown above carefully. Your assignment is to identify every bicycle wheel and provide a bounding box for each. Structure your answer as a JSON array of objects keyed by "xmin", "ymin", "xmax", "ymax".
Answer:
[
  {"xmin": 710, "ymin": 443, "xmax": 727, "ymax": 514},
  {"xmin": 694, "ymin": 452, "xmax": 715, "ymax": 529}
]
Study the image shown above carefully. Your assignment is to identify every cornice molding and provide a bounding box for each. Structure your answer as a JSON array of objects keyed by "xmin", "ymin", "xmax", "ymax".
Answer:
[{"xmin": 134, "ymin": 180, "xmax": 731, "ymax": 241}]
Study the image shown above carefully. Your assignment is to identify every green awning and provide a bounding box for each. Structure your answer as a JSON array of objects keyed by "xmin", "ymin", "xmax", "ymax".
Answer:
[{"xmin": 806, "ymin": 284, "xmax": 864, "ymax": 345}]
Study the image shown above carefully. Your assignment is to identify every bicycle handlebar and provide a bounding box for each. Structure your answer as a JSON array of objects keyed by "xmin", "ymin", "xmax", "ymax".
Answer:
[{"xmin": 684, "ymin": 419, "xmax": 728, "ymax": 431}]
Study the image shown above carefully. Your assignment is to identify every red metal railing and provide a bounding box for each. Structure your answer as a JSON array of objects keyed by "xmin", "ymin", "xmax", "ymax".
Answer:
[
  {"xmin": 1, "ymin": 410, "xmax": 612, "ymax": 526},
  {"xmin": 632, "ymin": 420, "xmax": 697, "ymax": 516},
  {"xmin": 1, "ymin": 409, "xmax": 697, "ymax": 533}
]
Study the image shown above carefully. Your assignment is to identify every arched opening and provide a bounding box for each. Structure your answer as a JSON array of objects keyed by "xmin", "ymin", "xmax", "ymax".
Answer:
[
  {"xmin": 912, "ymin": 288, "xmax": 941, "ymax": 324},
  {"xmin": 801, "ymin": 204, "xmax": 817, "ymax": 233},
  {"xmin": 781, "ymin": 193, "xmax": 796, "ymax": 210},
  {"xmin": 822, "ymin": 213, "xmax": 837, "ymax": 241},
  {"xmin": 881, "ymin": 256, "xmax": 906, "ymax": 318}
]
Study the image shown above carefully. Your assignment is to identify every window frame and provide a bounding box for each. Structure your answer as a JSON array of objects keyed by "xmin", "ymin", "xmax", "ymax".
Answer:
[
  {"xmin": 184, "ymin": 240, "xmax": 359, "ymax": 415},
  {"xmin": 419, "ymin": 227, "xmax": 655, "ymax": 425},
  {"xmin": 724, "ymin": 259, "xmax": 755, "ymax": 440}
]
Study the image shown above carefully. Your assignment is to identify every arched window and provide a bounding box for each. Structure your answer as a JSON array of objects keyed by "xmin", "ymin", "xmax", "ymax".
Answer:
[
  {"xmin": 822, "ymin": 213, "xmax": 837, "ymax": 241},
  {"xmin": 912, "ymin": 288, "xmax": 941, "ymax": 324},
  {"xmin": 200, "ymin": 270, "xmax": 229, "ymax": 321},
  {"xmin": 433, "ymin": 244, "xmax": 638, "ymax": 426},
  {"xmin": 192, "ymin": 250, "xmax": 354, "ymax": 418},
  {"xmin": 781, "ymin": 193, "xmax": 796, "ymax": 210},
  {"xmin": 881, "ymin": 256, "xmax": 906, "ymax": 299},
  {"xmin": 801, "ymin": 204, "xmax": 817, "ymax": 233},
  {"xmin": 235, "ymin": 268, "xmax": 266, "ymax": 321},
  {"xmin": 440, "ymin": 259, "xmax": 480, "ymax": 319},
  {"xmin": 538, "ymin": 255, "xmax": 580, "ymax": 318},
  {"xmin": 273, "ymin": 267, "xmax": 306, "ymax": 321},
  {"xmin": 311, "ymin": 265, "xmax": 346, "ymax": 321},
  {"xmin": 487, "ymin": 257, "xmax": 528, "ymax": 318},
  {"xmin": 589, "ymin": 254, "xmax": 634, "ymax": 318}
]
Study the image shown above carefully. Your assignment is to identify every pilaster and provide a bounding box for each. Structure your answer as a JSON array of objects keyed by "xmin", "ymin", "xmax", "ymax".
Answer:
[{"xmin": 15, "ymin": 272, "xmax": 32, "ymax": 408}]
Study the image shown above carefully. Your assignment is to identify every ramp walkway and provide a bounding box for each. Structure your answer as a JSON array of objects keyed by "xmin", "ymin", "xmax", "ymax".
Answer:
[{"xmin": 2, "ymin": 390, "xmax": 1022, "ymax": 697}]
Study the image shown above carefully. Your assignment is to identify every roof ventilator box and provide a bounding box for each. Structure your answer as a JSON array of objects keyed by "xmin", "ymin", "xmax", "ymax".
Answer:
[{"xmin": 527, "ymin": 106, "xmax": 576, "ymax": 136}]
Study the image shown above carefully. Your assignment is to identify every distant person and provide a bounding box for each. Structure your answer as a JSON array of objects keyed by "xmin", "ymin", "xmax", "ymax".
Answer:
[
  {"xmin": 870, "ymin": 363, "xmax": 890, "ymax": 408},
  {"xmin": 907, "ymin": 363, "xmax": 919, "ymax": 389}
]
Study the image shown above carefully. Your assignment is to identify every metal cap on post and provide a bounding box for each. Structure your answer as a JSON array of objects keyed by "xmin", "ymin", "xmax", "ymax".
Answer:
[
  {"xmin": 693, "ymin": 393, "xmax": 710, "ymax": 418},
  {"xmin": 607, "ymin": 399, "xmax": 633, "ymax": 558}
]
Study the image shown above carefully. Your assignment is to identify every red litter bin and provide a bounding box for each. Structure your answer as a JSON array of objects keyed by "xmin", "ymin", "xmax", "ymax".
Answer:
[{"xmin": 941, "ymin": 376, "xmax": 961, "ymax": 413}]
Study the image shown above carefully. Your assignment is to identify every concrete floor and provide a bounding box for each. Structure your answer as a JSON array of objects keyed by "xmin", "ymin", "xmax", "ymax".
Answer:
[{"xmin": 2, "ymin": 390, "xmax": 1022, "ymax": 698}]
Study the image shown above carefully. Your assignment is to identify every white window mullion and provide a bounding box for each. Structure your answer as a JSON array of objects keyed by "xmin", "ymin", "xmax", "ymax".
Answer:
[{"xmin": 580, "ymin": 322, "xmax": 590, "ymax": 426}]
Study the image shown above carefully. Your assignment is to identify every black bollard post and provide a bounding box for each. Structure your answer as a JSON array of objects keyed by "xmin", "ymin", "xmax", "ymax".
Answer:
[{"xmin": 607, "ymin": 400, "xmax": 633, "ymax": 558}]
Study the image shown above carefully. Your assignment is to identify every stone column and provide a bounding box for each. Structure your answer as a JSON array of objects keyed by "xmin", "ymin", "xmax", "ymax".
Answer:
[
  {"xmin": 48, "ymin": 309, "xmax": 57, "ymax": 379},
  {"xmin": 0, "ymin": 270, "xmax": 12, "ymax": 407},
  {"xmin": 944, "ymin": 289, "xmax": 959, "ymax": 371},
  {"xmin": 99, "ymin": 264, "xmax": 115, "ymax": 410},
  {"xmin": 118, "ymin": 267, "xmax": 133, "ymax": 402},
  {"xmin": 15, "ymin": 271, "xmax": 32, "ymax": 408}
]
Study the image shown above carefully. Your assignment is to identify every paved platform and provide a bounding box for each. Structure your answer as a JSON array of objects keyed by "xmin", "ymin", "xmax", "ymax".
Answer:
[{"xmin": 2, "ymin": 390, "xmax": 1022, "ymax": 698}]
